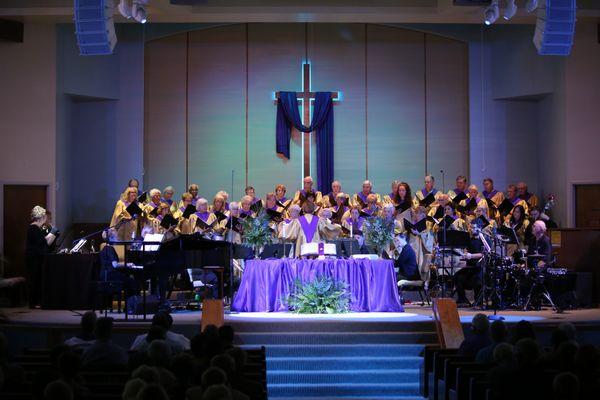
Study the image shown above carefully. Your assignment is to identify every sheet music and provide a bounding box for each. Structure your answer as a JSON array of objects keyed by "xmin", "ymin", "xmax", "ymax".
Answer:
[{"xmin": 143, "ymin": 233, "xmax": 164, "ymax": 251}]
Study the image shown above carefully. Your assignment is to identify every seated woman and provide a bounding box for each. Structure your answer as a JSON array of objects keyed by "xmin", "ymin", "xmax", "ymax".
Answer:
[{"xmin": 433, "ymin": 203, "xmax": 469, "ymax": 233}]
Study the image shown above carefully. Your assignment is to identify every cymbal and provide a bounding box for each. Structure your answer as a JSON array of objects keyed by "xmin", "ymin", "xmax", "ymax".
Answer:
[{"xmin": 527, "ymin": 253, "xmax": 546, "ymax": 259}]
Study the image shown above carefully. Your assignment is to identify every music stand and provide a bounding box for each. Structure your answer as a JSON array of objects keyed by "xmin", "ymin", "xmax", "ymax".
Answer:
[
  {"xmin": 259, "ymin": 244, "xmax": 286, "ymax": 259},
  {"xmin": 436, "ymin": 230, "xmax": 470, "ymax": 298},
  {"xmin": 328, "ymin": 238, "xmax": 360, "ymax": 258}
]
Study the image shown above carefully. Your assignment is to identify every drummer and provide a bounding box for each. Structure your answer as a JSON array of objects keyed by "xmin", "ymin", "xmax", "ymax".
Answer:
[{"xmin": 526, "ymin": 220, "xmax": 552, "ymax": 267}]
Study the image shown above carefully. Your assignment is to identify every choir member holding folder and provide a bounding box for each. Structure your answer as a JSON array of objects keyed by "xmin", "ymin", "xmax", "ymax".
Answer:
[{"xmin": 110, "ymin": 187, "xmax": 141, "ymax": 241}]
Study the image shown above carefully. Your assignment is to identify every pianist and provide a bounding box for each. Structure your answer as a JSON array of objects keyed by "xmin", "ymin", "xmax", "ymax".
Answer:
[{"xmin": 100, "ymin": 228, "xmax": 139, "ymax": 300}]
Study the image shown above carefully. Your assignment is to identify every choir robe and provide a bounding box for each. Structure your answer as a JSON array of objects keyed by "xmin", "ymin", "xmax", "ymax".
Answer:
[
  {"xmin": 151, "ymin": 216, "xmax": 177, "ymax": 241},
  {"xmin": 432, "ymin": 215, "xmax": 469, "ymax": 234},
  {"xmin": 322, "ymin": 192, "xmax": 350, "ymax": 208},
  {"xmin": 330, "ymin": 205, "xmax": 350, "ymax": 225},
  {"xmin": 172, "ymin": 206, "xmax": 193, "ymax": 235},
  {"xmin": 143, "ymin": 201, "xmax": 162, "ymax": 223},
  {"xmin": 457, "ymin": 196, "xmax": 487, "ymax": 222},
  {"xmin": 470, "ymin": 218, "xmax": 498, "ymax": 238},
  {"xmin": 161, "ymin": 198, "xmax": 178, "ymax": 215},
  {"xmin": 275, "ymin": 197, "xmax": 293, "ymax": 218},
  {"xmin": 482, "ymin": 189, "xmax": 505, "ymax": 221},
  {"xmin": 292, "ymin": 189, "xmax": 323, "ymax": 206},
  {"xmin": 281, "ymin": 214, "xmax": 339, "ymax": 257},
  {"xmin": 504, "ymin": 219, "xmax": 530, "ymax": 256},
  {"xmin": 351, "ymin": 191, "xmax": 382, "ymax": 209},
  {"xmin": 382, "ymin": 192, "xmax": 397, "ymax": 205},
  {"xmin": 110, "ymin": 199, "xmax": 138, "ymax": 241},
  {"xmin": 447, "ymin": 188, "xmax": 467, "ymax": 201},
  {"xmin": 397, "ymin": 209, "xmax": 435, "ymax": 280},
  {"xmin": 342, "ymin": 216, "xmax": 365, "ymax": 238},
  {"xmin": 413, "ymin": 188, "xmax": 443, "ymax": 209},
  {"xmin": 189, "ymin": 211, "xmax": 218, "ymax": 234},
  {"xmin": 520, "ymin": 192, "xmax": 539, "ymax": 210},
  {"xmin": 506, "ymin": 197, "xmax": 530, "ymax": 217}
]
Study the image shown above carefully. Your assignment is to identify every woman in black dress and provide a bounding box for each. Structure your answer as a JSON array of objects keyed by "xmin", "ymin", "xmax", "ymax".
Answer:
[{"xmin": 25, "ymin": 206, "xmax": 57, "ymax": 308}]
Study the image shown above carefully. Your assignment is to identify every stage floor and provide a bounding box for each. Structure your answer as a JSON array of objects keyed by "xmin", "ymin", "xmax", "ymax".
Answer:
[{"xmin": 2, "ymin": 305, "xmax": 600, "ymax": 328}]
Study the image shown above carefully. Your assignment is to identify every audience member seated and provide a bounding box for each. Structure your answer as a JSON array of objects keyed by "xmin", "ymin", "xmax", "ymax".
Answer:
[
  {"xmin": 510, "ymin": 319, "xmax": 536, "ymax": 344},
  {"xmin": 201, "ymin": 384, "xmax": 233, "ymax": 400},
  {"xmin": 171, "ymin": 352, "xmax": 197, "ymax": 398},
  {"xmin": 132, "ymin": 365, "xmax": 161, "ymax": 384},
  {"xmin": 43, "ymin": 379, "xmax": 73, "ymax": 400},
  {"xmin": 476, "ymin": 319, "xmax": 507, "ymax": 363},
  {"xmin": 64, "ymin": 311, "xmax": 96, "ymax": 350},
  {"xmin": 147, "ymin": 340, "xmax": 177, "ymax": 388},
  {"xmin": 218, "ymin": 325, "xmax": 235, "ymax": 350},
  {"xmin": 553, "ymin": 372, "xmax": 580, "ymax": 400},
  {"xmin": 57, "ymin": 351, "xmax": 90, "ymax": 399},
  {"xmin": 458, "ymin": 313, "xmax": 492, "ymax": 357},
  {"xmin": 198, "ymin": 367, "xmax": 249, "ymax": 400},
  {"xmin": 135, "ymin": 382, "xmax": 169, "ymax": 400},
  {"xmin": 122, "ymin": 378, "xmax": 146, "ymax": 400},
  {"xmin": 210, "ymin": 354, "xmax": 251, "ymax": 400},
  {"xmin": 131, "ymin": 311, "xmax": 190, "ymax": 354},
  {"xmin": 227, "ymin": 347, "xmax": 264, "ymax": 399},
  {"xmin": 0, "ymin": 332, "xmax": 25, "ymax": 390},
  {"xmin": 82, "ymin": 317, "xmax": 128, "ymax": 366}
]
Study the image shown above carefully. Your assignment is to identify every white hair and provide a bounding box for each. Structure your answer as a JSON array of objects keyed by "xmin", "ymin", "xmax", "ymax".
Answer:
[
  {"xmin": 363, "ymin": 180, "xmax": 372, "ymax": 186},
  {"xmin": 216, "ymin": 190, "xmax": 228, "ymax": 199},
  {"xmin": 241, "ymin": 195, "xmax": 253, "ymax": 204},
  {"xmin": 383, "ymin": 203, "xmax": 395, "ymax": 212},
  {"xmin": 149, "ymin": 188, "xmax": 161, "ymax": 198},
  {"xmin": 468, "ymin": 184, "xmax": 479, "ymax": 192},
  {"xmin": 31, "ymin": 206, "xmax": 47, "ymax": 222},
  {"xmin": 336, "ymin": 192, "xmax": 346, "ymax": 199},
  {"xmin": 196, "ymin": 198, "xmax": 208, "ymax": 208},
  {"xmin": 163, "ymin": 186, "xmax": 174, "ymax": 194},
  {"xmin": 229, "ymin": 201, "xmax": 239, "ymax": 210},
  {"xmin": 321, "ymin": 208, "xmax": 333, "ymax": 218},
  {"xmin": 533, "ymin": 220, "xmax": 547, "ymax": 232}
]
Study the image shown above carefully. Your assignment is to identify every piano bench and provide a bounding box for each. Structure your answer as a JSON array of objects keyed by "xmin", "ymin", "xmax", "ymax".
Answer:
[{"xmin": 187, "ymin": 266, "xmax": 225, "ymax": 300}]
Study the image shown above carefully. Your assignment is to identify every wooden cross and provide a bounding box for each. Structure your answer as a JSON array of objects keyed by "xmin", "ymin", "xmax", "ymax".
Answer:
[{"xmin": 276, "ymin": 62, "xmax": 340, "ymax": 178}]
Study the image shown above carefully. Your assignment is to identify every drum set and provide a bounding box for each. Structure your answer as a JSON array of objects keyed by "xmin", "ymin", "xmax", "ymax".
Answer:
[{"xmin": 428, "ymin": 226, "xmax": 565, "ymax": 312}]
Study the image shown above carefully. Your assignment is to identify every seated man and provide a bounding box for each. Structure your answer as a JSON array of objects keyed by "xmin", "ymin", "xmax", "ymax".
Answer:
[
  {"xmin": 392, "ymin": 234, "xmax": 418, "ymax": 281},
  {"xmin": 99, "ymin": 228, "xmax": 138, "ymax": 300},
  {"xmin": 82, "ymin": 317, "xmax": 128, "ymax": 366},
  {"xmin": 130, "ymin": 311, "xmax": 190, "ymax": 354},
  {"xmin": 458, "ymin": 313, "xmax": 492, "ymax": 357},
  {"xmin": 64, "ymin": 311, "xmax": 97, "ymax": 350}
]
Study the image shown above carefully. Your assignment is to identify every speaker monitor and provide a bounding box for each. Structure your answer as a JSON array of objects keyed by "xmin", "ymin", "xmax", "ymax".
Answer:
[
  {"xmin": 74, "ymin": 0, "xmax": 117, "ymax": 55},
  {"xmin": 533, "ymin": 0, "xmax": 576, "ymax": 56}
]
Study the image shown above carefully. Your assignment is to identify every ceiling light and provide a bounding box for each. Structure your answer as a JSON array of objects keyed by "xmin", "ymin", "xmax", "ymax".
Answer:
[
  {"xmin": 132, "ymin": 1, "xmax": 147, "ymax": 24},
  {"xmin": 118, "ymin": 0, "xmax": 132, "ymax": 19},
  {"xmin": 503, "ymin": 0, "xmax": 517, "ymax": 20},
  {"xmin": 484, "ymin": 0, "xmax": 500, "ymax": 26},
  {"xmin": 525, "ymin": 0, "xmax": 539, "ymax": 13}
]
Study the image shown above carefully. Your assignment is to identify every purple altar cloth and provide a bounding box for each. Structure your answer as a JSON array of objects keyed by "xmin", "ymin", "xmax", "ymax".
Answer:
[{"xmin": 231, "ymin": 258, "xmax": 403, "ymax": 312}]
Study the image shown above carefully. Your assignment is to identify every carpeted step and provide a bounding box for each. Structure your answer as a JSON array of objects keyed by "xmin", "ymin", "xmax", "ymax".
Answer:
[
  {"xmin": 268, "ymin": 382, "xmax": 421, "ymax": 397},
  {"xmin": 263, "ymin": 344, "xmax": 424, "ymax": 358},
  {"xmin": 267, "ymin": 356, "xmax": 423, "ymax": 370},
  {"xmin": 236, "ymin": 331, "xmax": 437, "ymax": 345},
  {"xmin": 267, "ymin": 369, "xmax": 419, "ymax": 384}
]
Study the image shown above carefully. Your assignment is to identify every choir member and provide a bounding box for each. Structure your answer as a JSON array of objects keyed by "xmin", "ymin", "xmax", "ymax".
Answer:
[
  {"xmin": 188, "ymin": 184, "xmax": 200, "ymax": 207},
  {"xmin": 482, "ymin": 177, "xmax": 505, "ymax": 207},
  {"xmin": 300, "ymin": 192, "xmax": 321, "ymax": 215},
  {"xmin": 525, "ymin": 207, "xmax": 557, "ymax": 243},
  {"xmin": 245, "ymin": 186, "xmax": 262, "ymax": 213},
  {"xmin": 292, "ymin": 176, "xmax": 323, "ymax": 206},
  {"xmin": 110, "ymin": 187, "xmax": 139, "ymax": 241},
  {"xmin": 434, "ymin": 203, "xmax": 469, "ymax": 233},
  {"xmin": 414, "ymin": 175, "xmax": 442, "ymax": 209},
  {"xmin": 458, "ymin": 185, "xmax": 487, "ymax": 221},
  {"xmin": 211, "ymin": 195, "xmax": 229, "ymax": 234},
  {"xmin": 517, "ymin": 181, "xmax": 539, "ymax": 210},
  {"xmin": 352, "ymin": 180, "xmax": 381, "ymax": 209},
  {"xmin": 506, "ymin": 184, "xmax": 529, "ymax": 214},
  {"xmin": 401, "ymin": 206, "xmax": 435, "ymax": 278},
  {"xmin": 360, "ymin": 193, "xmax": 380, "ymax": 217},
  {"xmin": 26, "ymin": 206, "xmax": 57, "ymax": 308},
  {"xmin": 224, "ymin": 202, "xmax": 243, "ymax": 244},
  {"xmin": 280, "ymin": 201, "xmax": 338, "ymax": 257},
  {"xmin": 393, "ymin": 182, "xmax": 413, "ymax": 214},
  {"xmin": 150, "ymin": 203, "xmax": 177, "ymax": 240},
  {"xmin": 143, "ymin": 188, "xmax": 163, "ymax": 223},
  {"xmin": 162, "ymin": 186, "xmax": 178, "ymax": 214},
  {"xmin": 504, "ymin": 204, "xmax": 529, "ymax": 254},
  {"xmin": 239, "ymin": 195, "xmax": 256, "ymax": 218},
  {"xmin": 264, "ymin": 192, "xmax": 284, "ymax": 233},
  {"xmin": 342, "ymin": 207, "xmax": 366, "ymax": 243},
  {"xmin": 323, "ymin": 180, "xmax": 349, "ymax": 208},
  {"xmin": 471, "ymin": 204, "xmax": 497, "ymax": 236},
  {"xmin": 383, "ymin": 180, "xmax": 400, "ymax": 205},
  {"xmin": 330, "ymin": 192, "xmax": 350, "ymax": 224},
  {"xmin": 190, "ymin": 198, "xmax": 218, "ymax": 235},
  {"xmin": 216, "ymin": 190, "xmax": 230, "ymax": 210},
  {"xmin": 318, "ymin": 208, "xmax": 342, "ymax": 240},
  {"xmin": 274, "ymin": 184, "xmax": 291, "ymax": 209},
  {"xmin": 447, "ymin": 175, "xmax": 468, "ymax": 200},
  {"xmin": 175, "ymin": 192, "xmax": 195, "ymax": 235}
]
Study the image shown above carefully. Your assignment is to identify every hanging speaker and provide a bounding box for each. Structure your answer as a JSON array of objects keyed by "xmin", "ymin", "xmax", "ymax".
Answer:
[
  {"xmin": 533, "ymin": 0, "xmax": 576, "ymax": 56},
  {"xmin": 74, "ymin": 0, "xmax": 117, "ymax": 55}
]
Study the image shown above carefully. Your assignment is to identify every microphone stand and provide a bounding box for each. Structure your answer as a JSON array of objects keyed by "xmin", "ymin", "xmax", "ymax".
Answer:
[
  {"xmin": 440, "ymin": 169, "xmax": 448, "ymax": 299},
  {"xmin": 226, "ymin": 170, "xmax": 236, "ymax": 313}
]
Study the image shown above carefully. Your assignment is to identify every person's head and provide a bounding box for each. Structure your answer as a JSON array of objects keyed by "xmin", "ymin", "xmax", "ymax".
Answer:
[
  {"xmin": 149, "ymin": 188, "xmax": 161, "ymax": 204},
  {"xmin": 163, "ymin": 186, "xmax": 174, "ymax": 200},
  {"xmin": 188, "ymin": 184, "xmax": 199, "ymax": 198},
  {"xmin": 383, "ymin": 204, "xmax": 395, "ymax": 219},
  {"xmin": 304, "ymin": 192, "xmax": 316, "ymax": 205},
  {"xmin": 424, "ymin": 175, "xmax": 435, "ymax": 191},
  {"xmin": 201, "ymin": 367, "xmax": 228, "ymax": 388},
  {"xmin": 511, "ymin": 320, "xmax": 536, "ymax": 343},
  {"xmin": 123, "ymin": 186, "xmax": 138, "ymax": 203},
  {"xmin": 456, "ymin": 175, "xmax": 468, "ymax": 192},
  {"xmin": 151, "ymin": 311, "xmax": 173, "ymax": 331},
  {"xmin": 216, "ymin": 190, "xmax": 228, "ymax": 202},
  {"xmin": 331, "ymin": 180, "xmax": 342, "ymax": 194},
  {"xmin": 210, "ymin": 354, "xmax": 236, "ymax": 377},
  {"xmin": 303, "ymin": 176, "xmax": 314, "ymax": 191},
  {"xmin": 122, "ymin": 378, "xmax": 146, "ymax": 400},
  {"xmin": 512, "ymin": 205, "xmax": 525, "ymax": 223},
  {"xmin": 171, "ymin": 353, "xmax": 196, "ymax": 385},
  {"xmin": 411, "ymin": 206, "xmax": 426, "ymax": 220},
  {"xmin": 302, "ymin": 200, "xmax": 316, "ymax": 215},
  {"xmin": 275, "ymin": 184, "xmax": 287, "ymax": 198},
  {"xmin": 335, "ymin": 192, "xmax": 346, "ymax": 207},
  {"xmin": 244, "ymin": 186, "xmax": 255, "ymax": 198},
  {"xmin": 553, "ymin": 372, "xmax": 580, "ymax": 400},
  {"xmin": 148, "ymin": 339, "xmax": 172, "ymax": 368},
  {"xmin": 350, "ymin": 207, "xmax": 360, "ymax": 220},
  {"xmin": 366, "ymin": 193, "xmax": 378, "ymax": 208},
  {"xmin": 557, "ymin": 322, "xmax": 576, "ymax": 341},
  {"xmin": 44, "ymin": 380, "xmax": 73, "ymax": 400},
  {"xmin": 212, "ymin": 195, "xmax": 225, "ymax": 212},
  {"xmin": 321, "ymin": 208, "xmax": 333, "ymax": 219},
  {"xmin": 265, "ymin": 192, "xmax": 277, "ymax": 208},
  {"xmin": 471, "ymin": 313, "xmax": 490, "ymax": 335},
  {"xmin": 158, "ymin": 202, "xmax": 170, "ymax": 217},
  {"xmin": 181, "ymin": 192, "xmax": 193, "ymax": 207},
  {"xmin": 362, "ymin": 180, "xmax": 372, "ymax": 195},
  {"xmin": 200, "ymin": 384, "xmax": 232, "ymax": 400},
  {"xmin": 196, "ymin": 198, "xmax": 209, "ymax": 213},
  {"xmin": 393, "ymin": 233, "xmax": 408, "ymax": 249},
  {"xmin": 483, "ymin": 177, "xmax": 494, "ymax": 193},
  {"xmin": 515, "ymin": 338, "xmax": 540, "ymax": 366},
  {"xmin": 390, "ymin": 180, "xmax": 400, "ymax": 193},
  {"xmin": 240, "ymin": 196, "xmax": 252, "ymax": 212},
  {"xmin": 490, "ymin": 320, "xmax": 507, "ymax": 343},
  {"xmin": 529, "ymin": 207, "xmax": 541, "ymax": 221},
  {"xmin": 396, "ymin": 182, "xmax": 411, "ymax": 201},
  {"xmin": 492, "ymin": 342, "xmax": 515, "ymax": 365},
  {"xmin": 474, "ymin": 205, "xmax": 488, "ymax": 218},
  {"xmin": 80, "ymin": 311, "xmax": 97, "ymax": 335},
  {"xmin": 135, "ymin": 383, "xmax": 169, "ymax": 400},
  {"xmin": 94, "ymin": 317, "xmax": 113, "ymax": 341},
  {"xmin": 517, "ymin": 181, "xmax": 529, "ymax": 196},
  {"xmin": 507, "ymin": 184, "xmax": 517, "ymax": 200},
  {"xmin": 31, "ymin": 205, "xmax": 47, "ymax": 225},
  {"xmin": 218, "ymin": 325, "xmax": 235, "ymax": 346},
  {"xmin": 467, "ymin": 184, "xmax": 479, "ymax": 199},
  {"xmin": 226, "ymin": 347, "xmax": 247, "ymax": 373},
  {"xmin": 444, "ymin": 203, "xmax": 455, "ymax": 217},
  {"xmin": 289, "ymin": 205, "xmax": 301, "ymax": 219},
  {"xmin": 128, "ymin": 178, "xmax": 140, "ymax": 189},
  {"xmin": 437, "ymin": 194, "xmax": 450, "ymax": 208},
  {"xmin": 533, "ymin": 220, "xmax": 547, "ymax": 239},
  {"xmin": 146, "ymin": 325, "xmax": 166, "ymax": 344},
  {"xmin": 132, "ymin": 365, "xmax": 161, "ymax": 383},
  {"xmin": 229, "ymin": 202, "xmax": 239, "ymax": 217}
]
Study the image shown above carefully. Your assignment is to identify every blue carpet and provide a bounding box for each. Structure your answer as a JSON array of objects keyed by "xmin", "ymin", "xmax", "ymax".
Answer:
[{"xmin": 238, "ymin": 328, "xmax": 434, "ymax": 399}]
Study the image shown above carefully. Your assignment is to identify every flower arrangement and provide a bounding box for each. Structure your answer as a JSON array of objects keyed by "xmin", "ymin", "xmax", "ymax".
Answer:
[
  {"xmin": 241, "ymin": 212, "xmax": 273, "ymax": 251},
  {"xmin": 363, "ymin": 216, "xmax": 395, "ymax": 256},
  {"xmin": 287, "ymin": 276, "xmax": 350, "ymax": 314}
]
